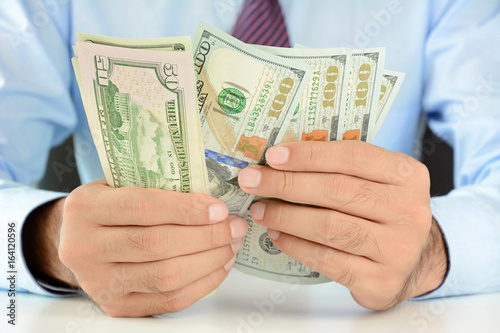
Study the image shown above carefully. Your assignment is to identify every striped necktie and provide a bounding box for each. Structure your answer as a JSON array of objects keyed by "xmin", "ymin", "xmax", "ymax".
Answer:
[{"xmin": 232, "ymin": 0, "xmax": 291, "ymax": 47}]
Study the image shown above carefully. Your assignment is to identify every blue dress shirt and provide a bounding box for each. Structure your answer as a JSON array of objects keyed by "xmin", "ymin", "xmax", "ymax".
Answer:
[{"xmin": 1, "ymin": 0, "xmax": 499, "ymax": 299}]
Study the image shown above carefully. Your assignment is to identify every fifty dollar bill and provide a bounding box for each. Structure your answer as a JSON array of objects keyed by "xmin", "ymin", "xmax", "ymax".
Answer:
[{"xmin": 74, "ymin": 41, "xmax": 208, "ymax": 193}]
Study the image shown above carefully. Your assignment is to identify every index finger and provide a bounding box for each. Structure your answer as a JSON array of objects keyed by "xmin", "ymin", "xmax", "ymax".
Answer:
[
  {"xmin": 66, "ymin": 180, "xmax": 229, "ymax": 226},
  {"xmin": 264, "ymin": 141, "xmax": 421, "ymax": 185}
]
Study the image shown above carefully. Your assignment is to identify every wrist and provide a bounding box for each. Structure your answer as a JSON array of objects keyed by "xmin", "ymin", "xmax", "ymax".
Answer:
[
  {"xmin": 412, "ymin": 217, "xmax": 449, "ymax": 297},
  {"xmin": 22, "ymin": 197, "xmax": 79, "ymax": 289}
]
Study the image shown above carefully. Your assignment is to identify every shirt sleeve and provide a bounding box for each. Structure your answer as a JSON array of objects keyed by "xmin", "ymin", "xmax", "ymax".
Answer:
[
  {"xmin": 0, "ymin": 0, "xmax": 77, "ymax": 296},
  {"xmin": 418, "ymin": 0, "xmax": 500, "ymax": 298}
]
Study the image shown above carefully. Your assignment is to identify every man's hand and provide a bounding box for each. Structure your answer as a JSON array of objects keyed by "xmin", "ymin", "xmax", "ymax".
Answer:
[
  {"xmin": 238, "ymin": 141, "xmax": 448, "ymax": 310},
  {"xmin": 26, "ymin": 179, "xmax": 248, "ymax": 317}
]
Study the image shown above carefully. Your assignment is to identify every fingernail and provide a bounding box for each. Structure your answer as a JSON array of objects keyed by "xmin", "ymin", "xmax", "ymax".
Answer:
[
  {"xmin": 230, "ymin": 217, "xmax": 248, "ymax": 238},
  {"xmin": 266, "ymin": 146, "xmax": 289, "ymax": 165},
  {"xmin": 267, "ymin": 228, "xmax": 280, "ymax": 240},
  {"xmin": 230, "ymin": 238, "xmax": 244, "ymax": 253},
  {"xmin": 238, "ymin": 167, "xmax": 261, "ymax": 188},
  {"xmin": 250, "ymin": 202, "xmax": 266, "ymax": 220},
  {"xmin": 224, "ymin": 255, "xmax": 237, "ymax": 271},
  {"xmin": 209, "ymin": 203, "xmax": 228, "ymax": 222}
]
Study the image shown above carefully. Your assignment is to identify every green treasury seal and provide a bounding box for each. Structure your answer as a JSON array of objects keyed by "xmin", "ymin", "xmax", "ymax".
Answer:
[
  {"xmin": 218, "ymin": 87, "xmax": 246, "ymax": 114},
  {"xmin": 259, "ymin": 232, "xmax": 281, "ymax": 255}
]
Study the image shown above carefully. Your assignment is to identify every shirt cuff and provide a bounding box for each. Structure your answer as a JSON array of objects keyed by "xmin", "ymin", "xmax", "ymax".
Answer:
[
  {"xmin": 415, "ymin": 185, "xmax": 500, "ymax": 300},
  {"xmin": 0, "ymin": 184, "xmax": 75, "ymax": 297}
]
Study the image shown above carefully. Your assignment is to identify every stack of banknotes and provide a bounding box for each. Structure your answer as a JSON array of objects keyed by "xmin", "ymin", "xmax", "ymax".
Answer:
[{"xmin": 73, "ymin": 21, "xmax": 404, "ymax": 285}]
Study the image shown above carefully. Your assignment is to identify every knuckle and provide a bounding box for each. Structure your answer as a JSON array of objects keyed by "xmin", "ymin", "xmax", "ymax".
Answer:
[
  {"xmin": 64, "ymin": 186, "xmax": 89, "ymax": 215},
  {"xmin": 146, "ymin": 300, "xmax": 169, "ymax": 315},
  {"xmin": 57, "ymin": 241, "xmax": 74, "ymax": 266},
  {"xmin": 271, "ymin": 203, "xmax": 289, "ymax": 229},
  {"xmin": 219, "ymin": 245, "xmax": 235, "ymax": 265},
  {"xmin": 140, "ymin": 227, "xmax": 165, "ymax": 255},
  {"xmin": 206, "ymin": 269, "xmax": 226, "ymax": 292},
  {"xmin": 147, "ymin": 292, "xmax": 190, "ymax": 314},
  {"xmin": 350, "ymin": 143, "xmax": 379, "ymax": 171},
  {"xmin": 185, "ymin": 193, "xmax": 213, "ymax": 224},
  {"xmin": 145, "ymin": 301, "xmax": 163, "ymax": 315},
  {"xmin": 208, "ymin": 224, "xmax": 219, "ymax": 248},
  {"xmin": 317, "ymin": 211, "xmax": 340, "ymax": 244},
  {"xmin": 129, "ymin": 195, "xmax": 155, "ymax": 224},
  {"xmin": 208, "ymin": 222, "xmax": 229, "ymax": 248},
  {"xmin": 417, "ymin": 165, "xmax": 431, "ymax": 189},
  {"xmin": 357, "ymin": 181, "xmax": 377, "ymax": 199},
  {"xmin": 277, "ymin": 232, "xmax": 295, "ymax": 255},
  {"xmin": 315, "ymin": 249, "xmax": 334, "ymax": 272},
  {"xmin": 190, "ymin": 192, "xmax": 213, "ymax": 209},
  {"xmin": 80, "ymin": 278, "xmax": 105, "ymax": 300},
  {"xmin": 413, "ymin": 158, "xmax": 430, "ymax": 178},
  {"xmin": 58, "ymin": 239, "xmax": 90, "ymax": 267},
  {"xmin": 406, "ymin": 202, "xmax": 432, "ymax": 227},
  {"xmin": 414, "ymin": 202, "xmax": 433, "ymax": 221},
  {"xmin": 209, "ymin": 224, "xmax": 216, "ymax": 248},
  {"xmin": 209, "ymin": 271, "xmax": 224, "ymax": 290},
  {"xmin": 318, "ymin": 214, "xmax": 369, "ymax": 254},
  {"xmin": 336, "ymin": 265, "xmax": 357, "ymax": 288},
  {"xmin": 306, "ymin": 142, "xmax": 326, "ymax": 166},
  {"xmin": 321, "ymin": 213, "xmax": 370, "ymax": 253},
  {"xmin": 326, "ymin": 174, "xmax": 354, "ymax": 202},
  {"xmin": 154, "ymin": 262, "xmax": 181, "ymax": 291},
  {"xmin": 419, "ymin": 208, "xmax": 433, "ymax": 231},
  {"xmin": 356, "ymin": 182, "xmax": 384, "ymax": 208},
  {"xmin": 166, "ymin": 295, "xmax": 190, "ymax": 313},
  {"xmin": 393, "ymin": 153, "xmax": 423, "ymax": 181},
  {"xmin": 408, "ymin": 157, "xmax": 429, "ymax": 182},
  {"xmin": 273, "ymin": 171, "xmax": 295, "ymax": 195}
]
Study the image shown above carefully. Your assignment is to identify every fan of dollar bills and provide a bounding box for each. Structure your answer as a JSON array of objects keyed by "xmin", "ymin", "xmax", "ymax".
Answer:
[{"xmin": 72, "ymin": 21, "xmax": 404, "ymax": 285}]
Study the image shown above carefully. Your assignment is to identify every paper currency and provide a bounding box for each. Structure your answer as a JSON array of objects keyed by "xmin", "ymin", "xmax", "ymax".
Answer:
[
  {"xmin": 336, "ymin": 48, "xmax": 386, "ymax": 141},
  {"xmin": 76, "ymin": 33, "xmax": 193, "ymax": 52},
  {"xmin": 236, "ymin": 46, "xmax": 401, "ymax": 284},
  {"xmin": 236, "ymin": 209, "xmax": 331, "ymax": 284},
  {"xmin": 73, "ymin": 34, "xmax": 193, "ymax": 96},
  {"xmin": 253, "ymin": 45, "xmax": 352, "ymax": 143},
  {"xmin": 74, "ymin": 41, "xmax": 208, "ymax": 193},
  {"xmin": 235, "ymin": 45, "xmax": 355, "ymax": 284},
  {"xmin": 72, "ymin": 21, "xmax": 405, "ymax": 286},
  {"xmin": 193, "ymin": 22, "xmax": 312, "ymax": 215},
  {"xmin": 366, "ymin": 70, "xmax": 405, "ymax": 142}
]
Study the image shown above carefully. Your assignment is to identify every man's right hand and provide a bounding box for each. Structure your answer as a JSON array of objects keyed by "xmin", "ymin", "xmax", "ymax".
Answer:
[{"xmin": 45, "ymin": 179, "xmax": 247, "ymax": 317}]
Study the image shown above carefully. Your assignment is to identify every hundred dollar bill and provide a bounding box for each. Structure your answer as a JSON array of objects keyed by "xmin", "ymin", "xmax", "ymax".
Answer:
[
  {"xmin": 254, "ymin": 45, "xmax": 352, "ymax": 142},
  {"xmin": 337, "ymin": 48, "xmax": 386, "ymax": 142},
  {"xmin": 74, "ymin": 41, "xmax": 208, "ymax": 193},
  {"xmin": 235, "ymin": 209, "xmax": 330, "ymax": 284},
  {"xmin": 193, "ymin": 22, "xmax": 312, "ymax": 215},
  {"xmin": 236, "ymin": 45, "xmax": 352, "ymax": 284},
  {"xmin": 365, "ymin": 70, "xmax": 405, "ymax": 142}
]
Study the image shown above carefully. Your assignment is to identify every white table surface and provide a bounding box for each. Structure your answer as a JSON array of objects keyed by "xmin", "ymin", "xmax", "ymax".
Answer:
[{"xmin": 2, "ymin": 269, "xmax": 500, "ymax": 333}]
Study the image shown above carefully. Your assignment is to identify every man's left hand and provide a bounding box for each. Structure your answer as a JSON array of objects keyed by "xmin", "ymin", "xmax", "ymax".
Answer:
[{"xmin": 238, "ymin": 141, "xmax": 448, "ymax": 310}]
